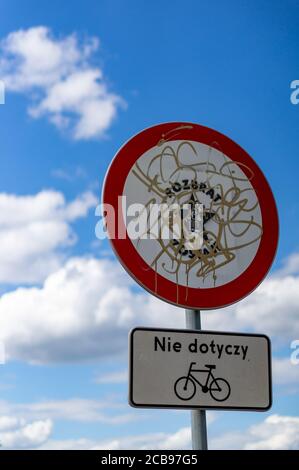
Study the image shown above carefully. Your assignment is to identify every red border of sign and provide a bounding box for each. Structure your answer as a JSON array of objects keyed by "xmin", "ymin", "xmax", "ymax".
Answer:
[{"xmin": 103, "ymin": 122, "xmax": 279, "ymax": 309}]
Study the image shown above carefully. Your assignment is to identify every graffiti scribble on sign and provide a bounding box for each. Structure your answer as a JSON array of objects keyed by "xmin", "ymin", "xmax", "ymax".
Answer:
[{"xmin": 130, "ymin": 129, "xmax": 262, "ymax": 298}]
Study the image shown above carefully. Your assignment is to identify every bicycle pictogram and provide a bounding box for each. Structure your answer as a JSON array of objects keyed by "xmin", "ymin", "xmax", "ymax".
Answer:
[{"xmin": 174, "ymin": 362, "xmax": 231, "ymax": 402}]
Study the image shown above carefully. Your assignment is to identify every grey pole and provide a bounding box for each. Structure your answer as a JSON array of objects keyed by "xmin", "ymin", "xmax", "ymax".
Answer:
[{"xmin": 185, "ymin": 309, "xmax": 208, "ymax": 450}]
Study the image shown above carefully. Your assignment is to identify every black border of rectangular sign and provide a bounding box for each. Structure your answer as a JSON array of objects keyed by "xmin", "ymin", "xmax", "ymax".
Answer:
[{"xmin": 129, "ymin": 327, "xmax": 272, "ymax": 411}]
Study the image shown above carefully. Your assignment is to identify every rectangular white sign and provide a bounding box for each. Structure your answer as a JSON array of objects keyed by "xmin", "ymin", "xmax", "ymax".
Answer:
[{"xmin": 129, "ymin": 328, "xmax": 271, "ymax": 410}]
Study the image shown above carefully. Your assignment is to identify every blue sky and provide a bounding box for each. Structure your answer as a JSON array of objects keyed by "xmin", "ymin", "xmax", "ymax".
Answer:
[{"xmin": 0, "ymin": 0, "xmax": 298, "ymax": 449}]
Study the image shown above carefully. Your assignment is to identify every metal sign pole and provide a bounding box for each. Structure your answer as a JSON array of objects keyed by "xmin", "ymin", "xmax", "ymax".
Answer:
[{"xmin": 185, "ymin": 309, "xmax": 208, "ymax": 450}]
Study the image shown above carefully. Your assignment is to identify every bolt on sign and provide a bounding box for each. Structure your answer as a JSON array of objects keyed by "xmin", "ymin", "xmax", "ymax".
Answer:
[
  {"xmin": 129, "ymin": 328, "xmax": 272, "ymax": 411},
  {"xmin": 102, "ymin": 122, "xmax": 278, "ymax": 310}
]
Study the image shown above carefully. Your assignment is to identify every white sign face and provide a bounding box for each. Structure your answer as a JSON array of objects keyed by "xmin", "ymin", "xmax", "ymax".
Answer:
[
  {"xmin": 129, "ymin": 328, "xmax": 271, "ymax": 411},
  {"xmin": 124, "ymin": 140, "xmax": 262, "ymax": 289}
]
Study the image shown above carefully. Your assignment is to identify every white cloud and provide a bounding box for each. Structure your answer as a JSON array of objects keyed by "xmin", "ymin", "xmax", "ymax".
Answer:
[
  {"xmin": 0, "ymin": 397, "xmax": 147, "ymax": 449},
  {"xmin": 0, "ymin": 415, "xmax": 52, "ymax": 449},
  {"xmin": 39, "ymin": 437, "xmax": 96, "ymax": 450},
  {"xmin": 0, "ymin": 398, "xmax": 137, "ymax": 426},
  {"xmin": 1, "ymin": 404, "xmax": 297, "ymax": 450},
  {"xmin": 273, "ymin": 252, "xmax": 299, "ymax": 277},
  {"xmin": 38, "ymin": 427, "xmax": 192, "ymax": 450},
  {"xmin": 244, "ymin": 415, "xmax": 299, "ymax": 450},
  {"xmin": 0, "ymin": 190, "xmax": 97, "ymax": 284},
  {"xmin": 0, "ymin": 26, "xmax": 124, "ymax": 139},
  {"xmin": 93, "ymin": 427, "xmax": 192, "ymax": 451},
  {"xmin": 211, "ymin": 414, "xmax": 299, "ymax": 450},
  {"xmin": 156, "ymin": 427, "xmax": 191, "ymax": 451},
  {"xmin": 204, "ymin": 275, "xmax": 299, "ymax": 347},
  {"xmin": 1, "ymin": 253, "xmax": 299, "ymax": 363},
  {"xmin": 0, "ymin": 256, "xmax": 182, "ymax": 363},
  {"xmin": 38, "ymin": 414, "xmax": 299, "ymax": 450},
  {"xmin": 95, "ymin": 370, "xmax": 128, "ymax": 384},
  {"xmin": 0, "ymin": 415, "xmax": 21, "ymax": 431}
]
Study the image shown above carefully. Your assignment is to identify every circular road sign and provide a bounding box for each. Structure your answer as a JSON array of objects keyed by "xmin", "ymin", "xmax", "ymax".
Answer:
[{"xmin": 102, "ymin": 122, "xmax": 278, "ymax": 309}]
